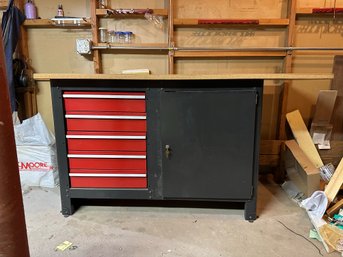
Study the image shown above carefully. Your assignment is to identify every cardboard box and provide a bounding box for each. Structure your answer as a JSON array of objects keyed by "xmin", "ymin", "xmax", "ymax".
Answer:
[{"xmin": 284, "ymin": 140, "xmax": 321, "ymax": 197}]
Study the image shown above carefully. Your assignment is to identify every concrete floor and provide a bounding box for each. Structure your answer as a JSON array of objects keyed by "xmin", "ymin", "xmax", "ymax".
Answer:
[{"xmin": 23, "ymin": 177, "xmax": 341, "ymax": 257}]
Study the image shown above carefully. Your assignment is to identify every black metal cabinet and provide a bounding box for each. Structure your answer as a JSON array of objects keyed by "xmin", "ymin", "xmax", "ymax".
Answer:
[
  {"xmin": 51, "ymin": 79, "xmax": 263, "ymax": 221},
  {"xmin": 160, "ymin": 89, "xmax": 258, "ymax": 200}
]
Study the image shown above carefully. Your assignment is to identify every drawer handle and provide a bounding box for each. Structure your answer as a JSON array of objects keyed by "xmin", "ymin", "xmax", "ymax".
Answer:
[
  {"xmin": 63, "ymin": 94, "xmax": 145, "ymax": 99},
  {"xmin": 65, "ymin": 114, "xmax": 146, "ymax": 120},
  {"xmin": 69, "ymin": 173, "xmax": 146, "ymax": 178},
  {"xmin": 66, "ymin": 135, "xmax": 146, "ymax": 140},
  {"xmin": 68, "ymin": 154, "xmax": 146, "ymax": 159}
]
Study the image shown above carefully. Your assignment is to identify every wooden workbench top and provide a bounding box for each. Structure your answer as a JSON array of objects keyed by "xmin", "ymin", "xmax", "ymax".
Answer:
[{"xmin": 33, "ymin": 73, "xmax": 334, "ymax": 81}]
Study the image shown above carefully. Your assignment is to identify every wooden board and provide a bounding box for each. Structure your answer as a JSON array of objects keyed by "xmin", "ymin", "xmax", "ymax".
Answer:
[
  {"xmin": 325, "ymin": 158, "xmax": 343, "ymax": 204},
  {"xmin": 286, "ymin": 110, "xmax": 324, "ymax": 168},
  {"xmin": 327, "ymin": 198, "xmax": 343, "ymax": 217},
  {"xmin": 331, "ymin": 56, "xmax": 343, "ymax": 140},
  {"xmin": 312, "ymin": 90, "xmax": 337, "ymax": 124},
  {"xmin": 32, "ymin": 73, "xmax": 334, "ymax": 81}
]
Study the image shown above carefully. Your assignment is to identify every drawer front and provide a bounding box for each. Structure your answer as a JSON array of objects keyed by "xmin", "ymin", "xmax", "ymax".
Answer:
[
  {"xmin": 67, "ymin": 138, "xmax": 146, "ymax": 152},
  {"xmin": 70, "ymin": 177, "xmax": 147, "ymax": 188},
  {"xmin": 63, "ymin": 91, "xmax": 146, "ymax": 113},
  {"xmin": 63, "ymin": 91, "xmax": 148, "ymax": 189},
  {"xmin": 66, "ymin": 118, "xmax": 146, "ymax": 132},
  {"xmin": 69, "ymin": 169, "xmax": 146, "ymax": 174},
  {"xmin": 69, "ymin": 157, "xmax": 146, "ymax": 170}
]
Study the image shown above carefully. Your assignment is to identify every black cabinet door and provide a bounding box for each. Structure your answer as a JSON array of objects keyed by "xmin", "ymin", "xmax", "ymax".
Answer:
[{"xmin": 160, "ymin": 89, "xmax": 258, "ymax": 200}]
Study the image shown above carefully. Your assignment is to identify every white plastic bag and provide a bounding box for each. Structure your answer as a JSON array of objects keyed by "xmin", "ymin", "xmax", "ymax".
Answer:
[
  {"xmin": 16, "ymin": 145, "xmax": 59, "ymax": 188},
  {"xmin": 14, "ymin": 113, "xmax": 55, "ymax": 146},
  {"xmin": 14, "ymin": 113, "xmax": 59, "ymax": 188},
  {"xmin": 300, "ymin": 191, "xmax": 328, "ymax": 219}
]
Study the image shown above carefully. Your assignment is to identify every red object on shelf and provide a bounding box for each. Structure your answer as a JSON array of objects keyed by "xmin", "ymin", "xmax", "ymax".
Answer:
[
  {"xmin": 312, "ymin": 8, "xmax": 343, "ymax": 13},
  {"xmin": 66, "ymin": 119, "xmax": 146, "ymax": 132},
  {"xmin": 69, "ymin": 158, "xmax": 146, "ymax": 170},
  {"xmin": 70, "ymin": 177, "xmax": 147, "ymax": 188},
  {"xmin": 198, "ymin": 19, "xmax": 259, "ymax": 25}
]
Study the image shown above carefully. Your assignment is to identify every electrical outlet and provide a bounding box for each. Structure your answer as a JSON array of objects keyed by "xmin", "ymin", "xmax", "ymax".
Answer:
[{"xmin": 76, "ymin": 39, "xmax": 92, "ymax": 55}]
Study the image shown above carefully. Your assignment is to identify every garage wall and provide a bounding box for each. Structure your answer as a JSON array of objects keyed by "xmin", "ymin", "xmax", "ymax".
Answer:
[{"xmin": 24, "ymin": 0, "xmax": 342, "ymax": 137}]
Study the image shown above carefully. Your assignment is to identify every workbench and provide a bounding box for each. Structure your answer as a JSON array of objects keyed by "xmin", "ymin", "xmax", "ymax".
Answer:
[{"xmin": 42, "ymin": 73, "xmax": 333, "ymax": 221}]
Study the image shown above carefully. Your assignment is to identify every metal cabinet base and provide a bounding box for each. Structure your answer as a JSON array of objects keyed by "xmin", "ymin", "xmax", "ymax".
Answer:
[{"xmin": 51, "ymin": 79, "xmax": 263, "ymax": 221}]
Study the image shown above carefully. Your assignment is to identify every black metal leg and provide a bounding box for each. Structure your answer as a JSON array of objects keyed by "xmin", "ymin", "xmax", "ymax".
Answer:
[
  {"xmin": 244, "ymin": 200, "xmax": 257, "ymax": 222},
  {"xmin": 60, "ymin": 193, "xmax": 75, "ymax": 217}
]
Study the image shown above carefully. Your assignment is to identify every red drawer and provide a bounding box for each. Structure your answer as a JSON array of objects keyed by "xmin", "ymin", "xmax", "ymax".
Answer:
[
  {"xmin": 68, "ymin": 156, "xmax": 146, "ymax": 170},
  {"xmin": 66, "ymin": 117, "xmax": 146, "ymax": 132},
  {"xmin": 70, "ymin": 177, "xmax": 147, "ymax": 188},
  {"xmin": 67, "ymin": 137, "xmax": 146, "ymax": 152},
  {"xmin": 63, "ymin": 91, "xmax": 145, "ymax": 113},
  {"xmin": 69, "ymin": 169, "xmax": 146, "ymax": 174}
]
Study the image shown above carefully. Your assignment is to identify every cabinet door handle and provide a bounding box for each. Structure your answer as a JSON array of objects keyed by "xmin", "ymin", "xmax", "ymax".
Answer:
[{"xmin": 165, "ymin": 145, "xmax": 172, "ymax": 159}]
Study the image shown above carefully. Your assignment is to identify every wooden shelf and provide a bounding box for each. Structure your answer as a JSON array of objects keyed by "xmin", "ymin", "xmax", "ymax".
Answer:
[
  {"xmin": 23, "ymin": 19, "xmax": 91, "ymax": 28},
  {"xmin": 174, "ymin": 18, "xmax": 289, "ymax": 27},
  {"xmin": 297, "ymin": 7, "xmax": 343, "ymax": 15},
  {"xmin": 174, "ymin": 50, "xmax": 287, "ymax": 58},
  {"xmin": 96, "ymin": 8, "xmax": 168, "ymax": 18}
]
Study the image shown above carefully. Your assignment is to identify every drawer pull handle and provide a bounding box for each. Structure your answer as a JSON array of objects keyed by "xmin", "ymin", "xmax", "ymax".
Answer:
[
  {"xmin": 63, "ymin": 94, "xmax": 145, "ymax": 99},
  {"xmin": 65, "ymin": 114, "xmax": 146, "ymax": 120},
  {"xmin": 68, "ymin": 154, "xmax": 146, "ymax": 159},
  {"xmin": 69, "ymin": 173, "xmax": 146, "ymax": 178},
  {"xmin": 66, "ymin": 135, "xmax": 146, "ymax": 140}
]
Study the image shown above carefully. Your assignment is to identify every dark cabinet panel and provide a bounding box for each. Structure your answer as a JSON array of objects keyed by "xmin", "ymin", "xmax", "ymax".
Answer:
[{"xmin": 160, "ymin": 89, "xmax": 257, "ymax": 200}]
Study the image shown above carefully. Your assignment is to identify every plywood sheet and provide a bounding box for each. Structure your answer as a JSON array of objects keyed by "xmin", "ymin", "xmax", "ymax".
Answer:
[
  {"xmin": 312, "ymin": 90, "xmax": 337, "ymax": 124},
  {"xmin": 295, "ymin": 18, "xmax": 343, "ymax": 48},
  {"xmin": 288, "ymin": 54, "xmax": 333, "ymax": 123},
  {"xmin": 109, "ymin": 0, "xmax": 165, "ymax": 9},
  {"xmin": 175, "ymin": 28, "xmax": 286, "ymax": 48},
  {"xmin": 174, "ymin": 0, "xmax": 288, "ymax": 19},
  {"xmin": 102, "ymin": 54, "xmax": 168, "ymax": 74},
  {"xmin": 33, "ymin": 0, "xmax": 90, "ymax": 18},
  {"xmin": 175, "ymin": 58, "xmax": 284, "ymax": 75},
  {"xmin": 286, "ymin": 110, "xmax": 324, "ymax": 168},
  {"xmin": 27, "ymin": 29, "xmax": 94, "ymax": 73},
  {"xmin": 297, "ymin": 0, "xmax": 343, "ymax": 8}
]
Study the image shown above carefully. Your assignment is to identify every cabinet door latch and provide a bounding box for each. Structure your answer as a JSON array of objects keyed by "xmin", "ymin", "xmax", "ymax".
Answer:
[{"xmin": 165, "ymin": 145, "xmax": 172, "ymax": 159}]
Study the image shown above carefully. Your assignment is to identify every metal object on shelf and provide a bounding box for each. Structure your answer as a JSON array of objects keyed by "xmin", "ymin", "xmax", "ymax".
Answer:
[
  {"xmin": 98, "ymin": 27, "xmax": 107, "ymax": 43},
  {"xmin": 99, "ymin": 0, "xmax": 107, "ymax": 9},
  {"xmin": 51, "ymin": 17, "xmax": 88, "ymax": 26},
  {"xmin": 106, "ymin": 8, "xmax": 153, "ymax": 17}
]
